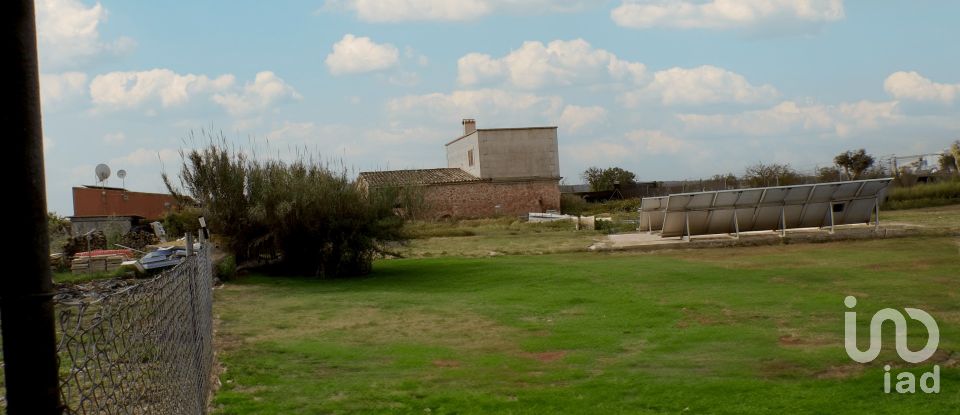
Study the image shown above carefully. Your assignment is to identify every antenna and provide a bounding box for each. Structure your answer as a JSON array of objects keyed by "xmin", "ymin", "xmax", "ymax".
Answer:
[
  {"xmin": 117, "ymin": 169, "xmax": 127, "ymax": 189},
  {"xmin": 95, "ymin": 164, "xmax": 111, "ymax": 188}
]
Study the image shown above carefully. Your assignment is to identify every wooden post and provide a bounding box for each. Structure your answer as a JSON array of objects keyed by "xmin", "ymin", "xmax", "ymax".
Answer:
[{"xmin": 0, "ymin": 0, "xmax": 64, "ymax": 412}]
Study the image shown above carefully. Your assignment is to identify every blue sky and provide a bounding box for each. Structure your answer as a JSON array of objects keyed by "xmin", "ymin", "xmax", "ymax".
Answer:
[{"xmin": 37, "ymin": 0, "xmax": 960, "ymax": 215}]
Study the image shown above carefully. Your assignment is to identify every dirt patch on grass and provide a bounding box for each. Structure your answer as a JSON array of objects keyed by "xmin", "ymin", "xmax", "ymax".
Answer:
[
  {"xmin": 522, "ymin": 351, "xmax": 567, "ymax": 362},
  {"xmin": 759, "ymin": 359, "xmax": 811, "ymax": 378},
  {"xmin": 777, "ymin": 333, "xmax": 834, "ymax": 348},
  {"xmin": 432, "ymin": 359, "xmax": 461, "ymax": 368},
  {"xmin": 676, "ymin": 307, "xmax": 738, "ymax": 328},
  {"xmin": 815, "ymin": 363, "xmax": 864, "ymax": 379}
]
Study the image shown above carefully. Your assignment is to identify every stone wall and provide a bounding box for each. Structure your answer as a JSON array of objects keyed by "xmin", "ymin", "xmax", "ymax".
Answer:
[{"xmin": 420, "ymin": 179, "xmax": 560, "ymax": 219}]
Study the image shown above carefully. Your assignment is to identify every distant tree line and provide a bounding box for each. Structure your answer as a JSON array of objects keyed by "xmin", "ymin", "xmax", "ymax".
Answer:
[{"xmin": 577, "ymin": 146, "xmax": 955, "ymax": 193}]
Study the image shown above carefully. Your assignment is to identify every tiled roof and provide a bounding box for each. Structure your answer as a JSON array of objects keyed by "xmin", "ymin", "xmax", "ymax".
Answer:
[{"xmin": 358, "ymin": 168, "xmax": 482, "ymax": 187}]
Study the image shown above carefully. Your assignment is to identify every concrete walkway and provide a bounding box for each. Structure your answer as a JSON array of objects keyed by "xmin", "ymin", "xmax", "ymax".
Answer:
[{"xmin": 592, "ymin": 224, "xmax": 940, "ymax": 252}]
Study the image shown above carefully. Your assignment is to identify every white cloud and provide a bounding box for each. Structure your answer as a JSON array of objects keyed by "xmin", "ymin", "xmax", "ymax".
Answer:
[
  {"xmin": 35, "ymin": 0, "xmax": 134, "ymax": 68},
  {"xmin": 89, "ymin": 70, "xmax": 299, "ymax": 116},
  {"xmin": 564, "ymin": 129, "xmax": 704, "ymax": 167},
  {"xmin": 110, "ymin": 148, "xmax": 179, "ymax": 167},
  {"xmin": 212, "ymin": 71, "xmax": 301, "ymax": 116},
  {"xmin": 457, "ymin": 53, "xmax": 506, "ymax": 85},
  {"xmin": 326, "ymin": 0, "xmax": 602, "ymax": 22},
  {"xmin": 103, "ymin": 132, "xmax": 126, "ymax": 145},
  {"xmin": 90, "ymin": 69, "xmax": 235, "ymax": 110},
  {"xmin": 625, "ymin": 129, "xmax": 697, "ymax": 155},
  {"xmin": 40, "ymin": 72, "xmax": 87, "ymax": 107},
  {"xmin": 558, "ymin": 105, "xmax": 607, "ymax": 133},
  {"xmin": 611, "ymin": 0, "xmax": 845, "ymax": 30},
  {"xmin": 884, "ymin": 71, "xmax": 959, "ymax": 103},
  {"xmin": 365, "ymin": 127, "xmax": 447, "ymax": 144},
  {"xmin": 622, "ymin": 65, "xmax": 778, "ymax": 106},
  {"xmin": 326, "ymin": 34, "xmax": 400, "ymax": 75},
  {"xmin": 677, "ymin": 100, "xmax": 899, "ymax": 137},
  {"xmin": 563, "ymin": 142, "xmax": 632, "ymax": 164},
  {"xmin": 457, "ymin": 39, "xmax": 645, "ymax": 89},
  {"xmin": 387, "ymin": 88, "xmax": 563, "ymax": 123}
]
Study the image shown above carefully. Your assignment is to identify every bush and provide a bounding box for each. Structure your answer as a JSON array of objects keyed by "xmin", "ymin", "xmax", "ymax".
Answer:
[
  {"xmin": 161, "ymin": 207, "xmax": 203, "ymax": 237},
  {"xmin": 216, "ymin": 255, "xmax": 237, "ymax": 281},
  {"xmin": 883, "ymin": 179, "xmax": 960, "ymax": 210},
  {"xmin": 594, "ymin": 219, "xmax": 637, "ymax": 234},
  {"xmin": 165, "ymin": 135, "xmax": 406, "ymax": 278},
  {"xmin": 582, "ymin": 198, "xmax": 642, "ymax": 216},
  {"xmin": 560, "ymin": 193, "xmax": 588, "ymax": 216}
]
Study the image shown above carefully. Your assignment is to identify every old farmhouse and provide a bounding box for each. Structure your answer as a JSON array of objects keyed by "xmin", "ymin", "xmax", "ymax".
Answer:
[{"xmin": 358, "ymin": 119, "xmax": 562, "ymax": 219}]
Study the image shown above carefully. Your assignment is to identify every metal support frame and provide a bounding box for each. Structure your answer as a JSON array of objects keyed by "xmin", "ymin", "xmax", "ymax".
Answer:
[
  {"xmin": 828, "ymin": 202, "xmax": 836, "ymax": 234},
  {"xmin": 683, "ymin": 212, "xmax": 691, "ymax": 242},
  {"xmin": 1, "ymin": 1, "xmax": 64, "ymax": 412},
  {"xmin": 874, "ymin": 196, "xmax": 881, "ymax": 232},
  {"xmin": 732, "ymin": 209, "xmax": 740, "ymax": 239},
  {"xmin": 779, "ymin": 205, "xmax": 786, "ymax": 237}
]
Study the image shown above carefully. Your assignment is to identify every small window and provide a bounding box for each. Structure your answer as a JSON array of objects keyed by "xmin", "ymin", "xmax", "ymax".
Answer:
[
  {"xmin": 832, "ymin": 203, "xmax": 845, "ymax": 212},
  {"xmin": 468, "ymin": 149, "xmax": 474, "ymax": 167}
]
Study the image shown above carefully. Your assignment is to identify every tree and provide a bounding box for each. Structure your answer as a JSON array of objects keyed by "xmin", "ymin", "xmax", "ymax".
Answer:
[
  {"xmin": 938, "ymin": 152, "xmax": 957, "ymax": 175},
  {"xmin": 834, "ymin": 149, "xmax": 875, "ymax": 180},
  {"xmin": 709, "ymin": 173, "xmax": 738, "ymax": 190},
  {"xmin": 816, "ymin": 166, "xmax": 843, "ymax": 182},
  {"xmin": 164, "ymin": 132, "xmax": 406, "ymax": 278},
  {"xmin": 742, "ymin": 163, "xmax": 801, "ymax": 187},
  {"xmin": 581, "ymin": 167, "xmax": 637, "ymax": 191},
  {"xmin": 951, "ymin": 140, "xmax": 960, "ymax": 174}
]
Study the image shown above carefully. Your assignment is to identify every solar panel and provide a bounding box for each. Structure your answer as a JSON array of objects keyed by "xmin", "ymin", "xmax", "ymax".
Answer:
[
  {"xmin": 658, "ymin": 178, "xmax": 893, "ymax": 238},
  {"xmin": 638, "ymin": 196, "xmax": 667, "ymax": 232}
]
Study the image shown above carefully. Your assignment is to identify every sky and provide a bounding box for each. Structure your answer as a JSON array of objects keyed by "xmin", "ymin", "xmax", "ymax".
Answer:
[{"xmin": 37, "ymin": 0, "xmax": 960, "ymax": 215}]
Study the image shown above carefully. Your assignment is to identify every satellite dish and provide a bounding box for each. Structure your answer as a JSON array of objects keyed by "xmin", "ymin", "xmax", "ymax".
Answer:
[
  {"xmin": 117, "ymin": 169, "xmax": 127, "ymax": 179},
  {"xmin": 95, "ymin": 164, "xmax": 111, "ymax": 182}
]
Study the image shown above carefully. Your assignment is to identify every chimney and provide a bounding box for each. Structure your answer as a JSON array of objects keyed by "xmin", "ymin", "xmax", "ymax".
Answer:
[{"xmin": 462, "ymin": 118, "xmax": 476, "ymax": 135}]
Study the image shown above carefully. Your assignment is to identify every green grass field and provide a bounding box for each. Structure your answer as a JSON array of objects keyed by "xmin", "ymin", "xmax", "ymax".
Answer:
[{"xmin": 212, "ymin": 236, "xmax": 960, "ymax": 414}]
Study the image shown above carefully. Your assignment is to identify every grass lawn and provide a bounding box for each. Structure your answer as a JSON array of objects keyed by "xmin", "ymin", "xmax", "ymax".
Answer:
[
  {"xmin": 213, "ymin": 236, "xmax": 960, "ymax": 414},
  {"xmin": 884, "ymin": 204, "xmax": 960, "ymax": 231}
]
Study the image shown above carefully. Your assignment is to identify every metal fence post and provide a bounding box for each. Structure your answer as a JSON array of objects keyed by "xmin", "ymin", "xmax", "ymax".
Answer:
[{"xmin": 1, "ymin": 1, "xmax": 64, "ymax": 413}]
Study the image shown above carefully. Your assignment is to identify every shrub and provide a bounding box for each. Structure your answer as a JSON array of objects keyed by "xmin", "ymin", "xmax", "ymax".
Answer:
[
  {"xmin": 161, "ymin": 207, "xmax": 203, "ymax": 237},
  {"xmin": 216, "ymin": 255, "xmax": 237, "ymax": 281},
  {"xmin": 164, "ymin": 134, "xmax": 406, "ymax": 278},
  {"xmin": 883, "ymin": 179, "xmax": 960, "ymax": 210},
  {"xmin": 582, "ymin": 198, "xmax": 642, "ymax": 216},
  {"xmin": 594, "ymin": 219, "xmax": 638, "ymax": 234},
  {"xmin": 560, "ymin": 193, "xmax": 588, "ymax": 215}
]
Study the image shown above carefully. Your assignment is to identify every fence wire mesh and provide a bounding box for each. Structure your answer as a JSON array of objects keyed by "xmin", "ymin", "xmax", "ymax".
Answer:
[{"xmin": 54, "ymin": 243, "xmax": 214, "ymax": 414}]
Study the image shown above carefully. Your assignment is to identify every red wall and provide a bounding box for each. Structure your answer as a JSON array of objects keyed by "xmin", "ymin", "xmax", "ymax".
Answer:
[{"xmin": 72, "ymin": 187, "xmax": 180, "ymax": 219}]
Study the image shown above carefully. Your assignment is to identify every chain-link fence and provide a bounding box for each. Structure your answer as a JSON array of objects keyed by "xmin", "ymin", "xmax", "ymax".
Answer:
[{"xmin": 54, "ymin": 243, "xmax": 214, "ymax": 414}]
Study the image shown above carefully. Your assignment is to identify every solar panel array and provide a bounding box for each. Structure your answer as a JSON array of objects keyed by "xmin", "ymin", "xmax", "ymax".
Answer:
[
  {"xmin": 639, "ymin": 178, "xmax": 892, "ymax": 239},
  {"xmin": 638, "ymin": 196, "xmax": 667, "ymax": 232}
]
